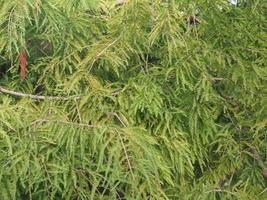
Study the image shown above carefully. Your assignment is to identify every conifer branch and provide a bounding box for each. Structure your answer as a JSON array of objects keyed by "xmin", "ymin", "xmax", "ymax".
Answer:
[
  {"xmin": 113, "ymin": 113, "xmax": 136, "ymax": 181},
  {"xmin": 88, "ymin": 38, "xmax": 120, "ymax": 72},
  {"xmin": 0, "ymin": 0, "xmax": 265, "ymax": 198},
  {"xmin": 116, "ymin": 129, "xmax": 136, "ymax": 182}
]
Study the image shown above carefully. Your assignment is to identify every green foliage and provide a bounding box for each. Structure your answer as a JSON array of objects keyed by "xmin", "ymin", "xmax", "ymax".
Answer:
[{"xmin": 0, "ymin": 0, "xmax": 266, "ymax": 199}]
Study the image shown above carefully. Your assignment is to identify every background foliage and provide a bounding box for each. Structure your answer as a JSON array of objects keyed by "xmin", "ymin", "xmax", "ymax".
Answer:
[{"xmin": 0, "ymin": 0, "xmax": 266, "ymax": 199}]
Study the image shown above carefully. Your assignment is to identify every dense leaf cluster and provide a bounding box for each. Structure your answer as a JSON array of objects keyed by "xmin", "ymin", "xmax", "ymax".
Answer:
[{"xmin": 0, "ymin": 0, "xmax": 266, "ymax": 199}]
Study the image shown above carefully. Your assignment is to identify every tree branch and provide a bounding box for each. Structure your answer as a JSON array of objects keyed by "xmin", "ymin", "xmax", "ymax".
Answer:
[
  {"xmin": 0, "ymin": 86, "xmax": 122, "ymax": 101},
  {"xmin": 0, "ymin": 86, "xmax": 80, "ymax": 100},
  {"xmin": 259, "ymin": 187, "xmax": 267, "ymax": 196}
]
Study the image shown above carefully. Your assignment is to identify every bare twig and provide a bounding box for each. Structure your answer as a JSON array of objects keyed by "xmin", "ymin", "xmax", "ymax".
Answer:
[
  {"xmin": 112, "ymin": 112, "xmax": 127, "ymax": 127},
  {"xmin": 0, "ymin": 86, "xmax": 123, "ymax": 103},
  {"xmin": 74, "ymin": 98, "xmax": 82, "ymax": 122},
  {"xmin": 260, "ymin": 188, "xmax": 267, "ymax": 195},
  {"xmin": 211, "ymin": 77, "xmax": 224, "ymax": 81},
  {"xmin": 0, "ymin": 86, "xmax": 80, "ymax": 101},
  {"xmin": 228, "ymin": 172, "xmax": 235, "ymax": 187},
  {"xmin": 88, "ymin": 38, "xmax": 120, "ymax": 73}
]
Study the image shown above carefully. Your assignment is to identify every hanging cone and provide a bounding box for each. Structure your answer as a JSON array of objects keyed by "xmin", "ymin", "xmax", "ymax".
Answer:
[{"xmin": 19, "ymin": 48, "xmax": 27, "ymax": 80}]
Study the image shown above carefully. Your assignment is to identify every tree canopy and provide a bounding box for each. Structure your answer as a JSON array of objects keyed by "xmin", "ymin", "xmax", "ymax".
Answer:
[{"xmin": 0, "ymin": 0, "xmax": 266, "ymax": 199}]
